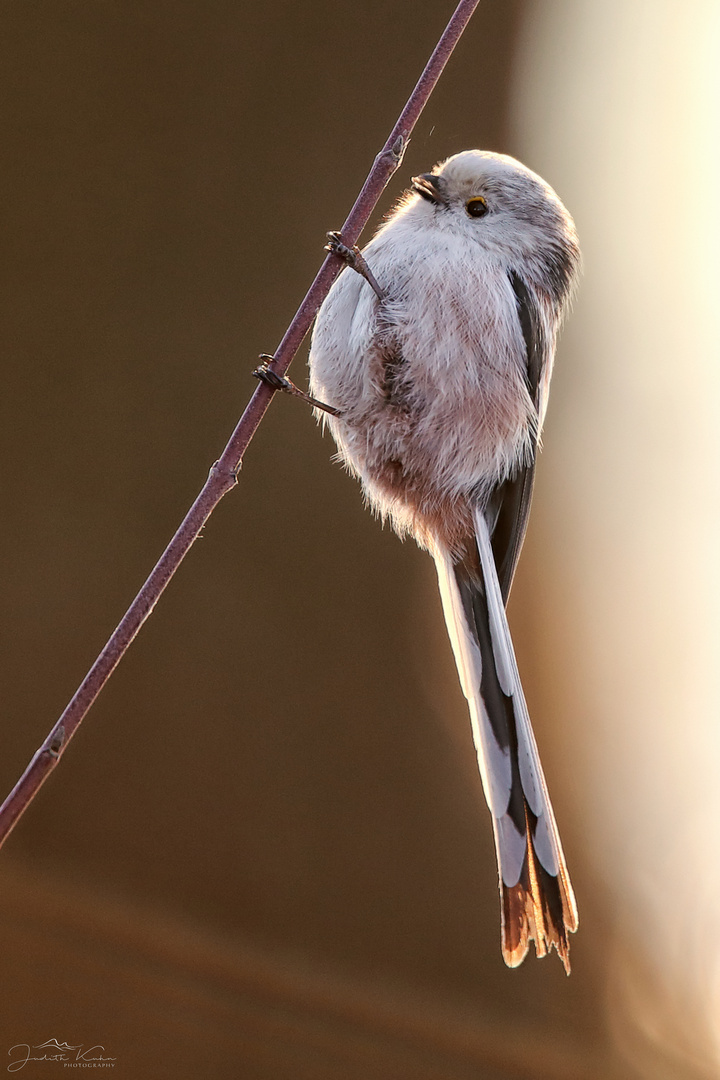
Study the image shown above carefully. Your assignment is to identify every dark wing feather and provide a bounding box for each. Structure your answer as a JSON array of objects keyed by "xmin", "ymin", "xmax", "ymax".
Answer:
[{"xmin": 489, "ymin": 271, "xmax": 548, "ymax": 603}]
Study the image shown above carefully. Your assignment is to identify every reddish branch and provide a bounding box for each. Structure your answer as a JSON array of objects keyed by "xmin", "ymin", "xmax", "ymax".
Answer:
[{"xmin": 0, "ymin": 0, "xmax": 480, "ymax": 847}]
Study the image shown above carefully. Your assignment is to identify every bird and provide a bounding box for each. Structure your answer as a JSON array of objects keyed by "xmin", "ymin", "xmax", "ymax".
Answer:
[{"xmin": 307, "ymin": 149, "xmax": 580, "ymax": 971}]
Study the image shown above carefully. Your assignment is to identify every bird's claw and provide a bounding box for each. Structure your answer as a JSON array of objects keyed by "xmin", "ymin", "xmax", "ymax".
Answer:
[
  {"xmin": 325, "ymin": 232, "xmax": 385, "ymax": 300},
  {"xmin": 253, "ymin": 357, "xmax": 341, "ymax": 417}
]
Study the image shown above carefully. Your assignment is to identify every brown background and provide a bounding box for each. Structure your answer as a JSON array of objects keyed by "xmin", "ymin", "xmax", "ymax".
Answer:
[{"xmin": 0, "ymin": 2, "xmax": 634, "ymax": 1077}]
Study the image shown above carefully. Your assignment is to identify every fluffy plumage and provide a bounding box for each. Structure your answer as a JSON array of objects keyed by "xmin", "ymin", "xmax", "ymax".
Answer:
[{"xmin": 308, "ymin": 150, "xmax": 580, "ymax": 970}]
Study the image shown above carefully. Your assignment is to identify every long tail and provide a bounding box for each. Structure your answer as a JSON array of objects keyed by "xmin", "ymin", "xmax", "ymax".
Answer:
[{"xmin": 433, "ymin": 506, "xmax": 577, "ymax": 972}]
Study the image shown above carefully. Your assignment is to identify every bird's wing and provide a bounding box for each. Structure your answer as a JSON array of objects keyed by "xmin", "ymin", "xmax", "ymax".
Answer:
[{"xmin": 488, "ymin": 271, "xmax": 548, "ymax": 603}]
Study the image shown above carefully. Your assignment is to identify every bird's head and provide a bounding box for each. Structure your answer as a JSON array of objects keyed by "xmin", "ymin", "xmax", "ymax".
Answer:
[{"xmin": 405, "ymin": 150, "xmax": 580, "ymax": 304}]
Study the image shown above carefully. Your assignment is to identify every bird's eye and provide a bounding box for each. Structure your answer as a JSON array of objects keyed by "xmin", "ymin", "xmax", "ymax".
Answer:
[{"xmin": 466, "ymin": 197, "xmax": 488, "ymax": 218}]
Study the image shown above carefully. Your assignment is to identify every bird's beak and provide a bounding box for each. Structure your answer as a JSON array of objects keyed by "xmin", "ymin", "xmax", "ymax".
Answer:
[{"xmin": 411, "ymin": 173, "xmax": 448, "ymax": 206}]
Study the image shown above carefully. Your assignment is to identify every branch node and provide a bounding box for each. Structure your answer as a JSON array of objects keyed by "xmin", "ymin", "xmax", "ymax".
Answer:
[
  {"xmin": 209, "ymin": 459, "xmax": 240, "ymax": 484},
  {"xmin": 375, "ymin": 134, "xmax": 407, "ymax": 172},
  {"xmin": 391, "ymin": 133, "xmax": 407, "ymax": 161},
  {"xmin": 45, "ymin": 725, "xmax": 65, "ymax": 760}
]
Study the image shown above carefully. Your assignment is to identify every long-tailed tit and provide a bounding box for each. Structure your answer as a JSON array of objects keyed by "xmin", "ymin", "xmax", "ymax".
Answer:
[{"xmin": 308, "ymin": 150, "xmax": 580, "ymax": 971}]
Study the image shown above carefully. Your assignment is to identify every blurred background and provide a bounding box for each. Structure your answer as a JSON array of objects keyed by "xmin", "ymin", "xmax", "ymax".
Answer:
[{"xmin": 0, "ymin": 0, "xmax": 718, "ymax": 1076}]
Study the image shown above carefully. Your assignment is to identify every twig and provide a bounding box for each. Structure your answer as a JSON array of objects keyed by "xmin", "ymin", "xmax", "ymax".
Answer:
[{"xmin": 0, "ymin": 0, "xmax": 480, "ymax": 848}]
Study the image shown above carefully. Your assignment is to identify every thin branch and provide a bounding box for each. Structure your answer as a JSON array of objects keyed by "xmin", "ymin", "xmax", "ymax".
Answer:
[{"xmin": 0, "ymin": 0, "xmax": 480, "ymax": 847}]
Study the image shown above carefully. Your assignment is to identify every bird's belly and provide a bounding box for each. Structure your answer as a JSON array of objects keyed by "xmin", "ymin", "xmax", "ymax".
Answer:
[
  {"xmin": 330, "ymin": 324, "xmax": 532, "ymax": 549},
  {"xmin": 310, "ymin": 254, "xmax": 534, "ymax": 550}
]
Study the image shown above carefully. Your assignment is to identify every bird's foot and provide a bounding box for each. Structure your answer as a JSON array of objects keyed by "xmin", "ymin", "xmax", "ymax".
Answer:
[
  {"xmin": 253, "ymin": 356, "xmax": 341, "ymax": 417},
  {"xmin": 325, "ymin": 232, "xmax": 385, "ymax": 300}
]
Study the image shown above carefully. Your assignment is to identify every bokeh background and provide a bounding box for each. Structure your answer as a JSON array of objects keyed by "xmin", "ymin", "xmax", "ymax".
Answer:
[{"xmin": 0, "ymin": 1, "xmax": 718, "ymax": 1077}]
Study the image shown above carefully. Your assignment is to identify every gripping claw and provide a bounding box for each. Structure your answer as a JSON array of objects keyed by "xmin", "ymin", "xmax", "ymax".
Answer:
[
  {"xmin": 325, "ymin": 232, "xmax": 385, "ymax": 300},
  {"xmin": 253, "ymin": 357, "xmax": 341, "ymax": 417}
]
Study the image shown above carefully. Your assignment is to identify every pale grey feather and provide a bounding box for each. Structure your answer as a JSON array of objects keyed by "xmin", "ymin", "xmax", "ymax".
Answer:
[{"xmin": 309, "ymin": 149, "xmax": 581, "ymax": 969}]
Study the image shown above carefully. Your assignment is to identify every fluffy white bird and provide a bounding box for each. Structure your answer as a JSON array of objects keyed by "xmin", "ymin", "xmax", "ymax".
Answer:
[{"xmin": 308, "ymin": 150, "xmax": 580, "ymax": 971}]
